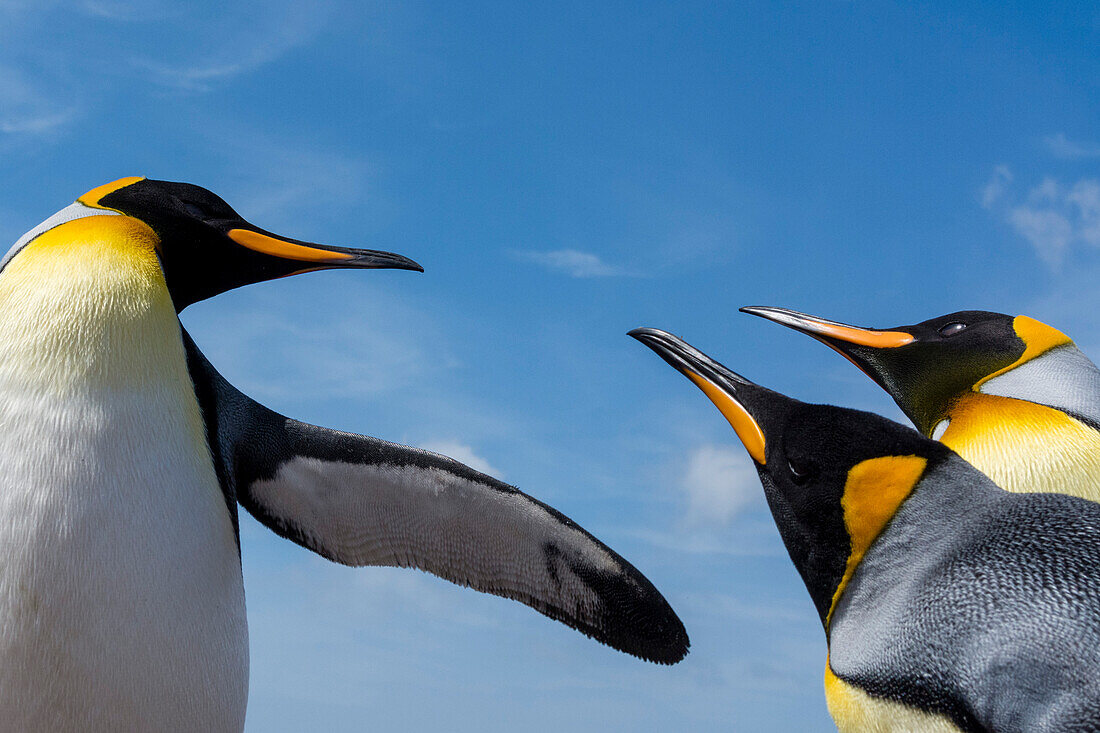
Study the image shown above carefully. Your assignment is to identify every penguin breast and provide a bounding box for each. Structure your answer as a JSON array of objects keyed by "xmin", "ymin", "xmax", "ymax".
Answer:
[
  {"xmin": 940, "ymin": 392, "xmax": 1100, "ymax": 499},
  {"xmin": 0, "ymin": 217, "xmax": 248, "ymax": 731}
]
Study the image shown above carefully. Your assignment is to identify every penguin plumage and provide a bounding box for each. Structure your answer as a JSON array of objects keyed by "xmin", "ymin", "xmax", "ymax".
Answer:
[
  {"xmin": 0, "ymin": 178, "xmax": 688, "ymax": 731},
  {"xmin": 740, "ymin": 306, "xmax": 1100, "ymax": 500},
  {"xmin": 632, "ymin": 327, "xmax": 1100, "ymax": 732}
]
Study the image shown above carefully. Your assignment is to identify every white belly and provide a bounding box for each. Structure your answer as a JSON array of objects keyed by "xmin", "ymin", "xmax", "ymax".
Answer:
[
  {"xmin": 0, "ymin": 216, "xmax": 248, "ymax": 732},
  {"xmin": 0, "ymin": 382, "xmax": 248, "ymax": 732}
]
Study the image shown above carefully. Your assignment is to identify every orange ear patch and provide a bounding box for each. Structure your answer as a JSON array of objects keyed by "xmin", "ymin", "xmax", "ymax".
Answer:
[
  {"xmin": 77, "ymin": 177, "xmax": 146, "ymax": 210},
  {"xmin": 974, "ymin": 315, "xmax": 1072, "ymax": 389},
  {"xmin": 826, "ymin": 455, "xmax": 927, "ymax": 626}
]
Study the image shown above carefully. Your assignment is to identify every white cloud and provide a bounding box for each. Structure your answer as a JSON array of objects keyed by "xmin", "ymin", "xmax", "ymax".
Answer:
[
  {"xmin": 982, "ymin": 167, "xmax": 1100, "ymax": 268},
  {"xmin": 1025, "ymin": 260, "xmax": 1100, "ymax": 359},
  {"xmin": 980, "ymin": 164, "xmax": 1012, "ymax": 209},
  {"xmin": 1044, "ymin": 133, "xmax": 1100, "ymax": 160},
  {"xmin": 680, "ymin": 444, "xmax": 761, "ymax": 527},
  {"xmin": 517, "ymin": 249, "xmax": 631, "ymax": 278},
  {"xmin": 1007, "ymin": 206, "xmax": 1073, "ymax": 266},
  {"xmin": 419, "ymin": 440, "xmax": 503, "ymax": 478},
  {"xmin": 1067, "ymin": 179, "xmax": 1100, "ymax": 246}
]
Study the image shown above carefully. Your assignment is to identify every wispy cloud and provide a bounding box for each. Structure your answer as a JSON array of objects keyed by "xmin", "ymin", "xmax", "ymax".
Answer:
[
  {"xmin": 137, "ymin": 57, "xmax": 277, "ymax": 92},
  {"xmin": 0, "ymin": 108, "xmax": 75, "ymax": 134},
  {"xmin": 0, "ymin": 0, "xmax": 335, "ymax": 147},
  {"xmin": 516, "ymin": 249, "xmax": 633, "ymax": 278},
  {"xmin": 181, "ymin": 284, "xmax": 451, "ymax": 406},
  {"xmin": 981, "ymin": 167, "xmax": 1100, "ymax": 268},
  {"xmin": 1044, "ymin": 133, "xmax": 1100, "ymax": 160},
  {"xmin": 615, "ymin": 440, "xmax": 773, "ymax": 557},
  {"xmin": 980, "ymin": 164, "xmax": 1012, "ymax": 209},
  {"xmin": 133, "ymin": 1, "xmax": 335, "ymax": 92},
  {"xmin": 202, "ymin": 129, "xmax": 383, "ymax": 229},
  {"xmin": 680, "ymin": 444, "xmax": 762, "ymax": 527},
  {"xmin": 0, "ymin": 65, "xmax": 77, "ymax": 136},
  {"xmin": 419, "ymin": 440, "xmax": 503, "ymax": 478}
]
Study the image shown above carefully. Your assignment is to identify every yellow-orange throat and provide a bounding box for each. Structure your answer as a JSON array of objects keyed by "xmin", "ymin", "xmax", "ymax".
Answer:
[
  {"xmin": 0, "ymin": 215, "xmax": 180, "ymax": 393},
  {"xmin": 940, "ymin": 392, "xmax": 1100, "ymax": 500}
]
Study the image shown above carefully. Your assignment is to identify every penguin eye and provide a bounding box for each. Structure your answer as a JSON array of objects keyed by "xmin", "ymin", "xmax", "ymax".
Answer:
[
  {"xmin": 787, "ymin": 456, "xmax": 815, "ymax": 485},
  {"xmin": 938, "ymin": 322, "xmax": 967, "ymax": 337},
  {"xmin": 180, "ymin": 201, "xmax": 208, "ymax": 219}
]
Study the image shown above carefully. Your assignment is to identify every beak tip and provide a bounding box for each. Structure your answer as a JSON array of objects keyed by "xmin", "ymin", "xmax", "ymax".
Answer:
[
  {"xmin": 628, "ymin": 327, "xmax": 672, "ymax": 343},
  {"xmin": 352, "ymin": 252, "xmax": 424, "ymax": 273},
  {"xmin": 394, "ymin": 255, "xmax": 424, "ymax": 273},
  {"xmin": 739, "ymin": 305, "xmax": 776, "ymax": 319}
]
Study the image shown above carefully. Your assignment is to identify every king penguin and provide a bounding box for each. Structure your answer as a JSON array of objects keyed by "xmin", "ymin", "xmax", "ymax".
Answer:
[
  {"xmin": 0, "ymin": 177, "xmax": 688, "ymax": 732},
  {"xmin": 740, "ymin": 306, "xmax": 1100, "ymax": 500},
  {"xmin": 630, "ymin": 327, "xmax": 1100, "ymax": 732}
]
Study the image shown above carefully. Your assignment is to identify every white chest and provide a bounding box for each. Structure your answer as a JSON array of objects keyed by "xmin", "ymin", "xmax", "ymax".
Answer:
[
  {"xmin": 0, "ymin": 385, "xmax": 248, "ymax": 732},
  {"xmin": 0, "ymin": 220, "xmax": 247, "ymax": 732}
]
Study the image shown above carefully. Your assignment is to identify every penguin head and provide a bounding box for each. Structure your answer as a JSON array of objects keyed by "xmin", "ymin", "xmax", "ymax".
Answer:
[
  {"xmin": 71, "ymin": 176, "xmax": 423, "ymax": 310},
  {"xmin": 630, "ymin": 327, "xmax": 946, "ymax": 629},
  {"xmin": 739, "ymin": 306, "xmax": 1073, "ymax": 437}
]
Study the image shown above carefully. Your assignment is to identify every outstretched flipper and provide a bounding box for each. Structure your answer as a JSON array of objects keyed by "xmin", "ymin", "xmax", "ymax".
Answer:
[{"xmin": 182, "ymin": 327, "xmax": 689, "ymax": 664}]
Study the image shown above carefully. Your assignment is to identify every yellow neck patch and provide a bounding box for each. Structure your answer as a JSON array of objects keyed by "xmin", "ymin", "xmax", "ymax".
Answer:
[
  {"xmin": 0, "ymin": 215, "xmax": 170, "ymax": 392},
  {"xmin": 941, "ymin": 392, "xmax": 1100, "ymax": 498},
  {"xmin": 77, "ymin": 176, "xmax": 145, "ymax": 211},
  {"xmin": 826, "ymin": 455, "xmax": 927, "ymax": 626},
  {"xmin": 685, "ymin": 370, "xmax": 767, "ymax": 464},
  {"xmin": 974, "ymin": 315, "xmax": 1072, "ymax": 389},
  {"xmin": 16, "ymin": 214, "xmax": 159, "ymax": 261}
]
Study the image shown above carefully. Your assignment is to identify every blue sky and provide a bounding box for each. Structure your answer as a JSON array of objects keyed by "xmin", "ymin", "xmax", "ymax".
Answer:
[{"xmin": 3, "ymin": 1, "xmax": 1099, "ymax": 730}]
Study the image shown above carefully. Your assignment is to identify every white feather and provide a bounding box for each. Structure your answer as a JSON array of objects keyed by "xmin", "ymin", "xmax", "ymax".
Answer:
[{"xmin": 0, "ymin": 215, "xmax": 247, "ymax": 732}]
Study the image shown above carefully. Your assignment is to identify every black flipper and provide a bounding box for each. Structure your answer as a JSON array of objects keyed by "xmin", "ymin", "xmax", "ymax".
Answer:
[{"xmin": 182, "ymin": 327, "xmax": 689, "ymax": 664}]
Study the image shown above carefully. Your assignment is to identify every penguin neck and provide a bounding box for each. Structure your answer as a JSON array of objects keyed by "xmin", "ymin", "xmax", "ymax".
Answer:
[
  {"xmin": 0, "ymin": 215, "xmax": 180, "ymax": 394},
  {"xmin": 824, "ymin": 456, "xmax": 1005, "ymax": 733},
  {"xmin": 976, "ymin": 343, "xmax": 1100, "ymax": 426},
  {"xmin": 828, "ymin": 454, "xmax": 1004, "ymax": 638},
  {"xmin": 938, "ymin": 391, "xmax": 1100, "ymax": 498}
]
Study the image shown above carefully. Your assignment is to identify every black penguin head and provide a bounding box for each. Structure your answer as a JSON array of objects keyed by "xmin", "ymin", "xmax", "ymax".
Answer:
[
  {"xmin": 630, "ymin": 327, "xmax": 947, "ymax": 629},
  {"xmin": 78, "ymin": 177, "xmax": 423, "ymax": 311},
  {"xmin": 740, "ymin": 307, "xmax": 1073, "ymax": 437}
]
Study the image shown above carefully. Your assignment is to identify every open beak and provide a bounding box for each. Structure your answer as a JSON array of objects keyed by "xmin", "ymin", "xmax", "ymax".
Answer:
[{"xmin": 629, "ymin": 328, "xmax": 769, "ymax": 465}]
